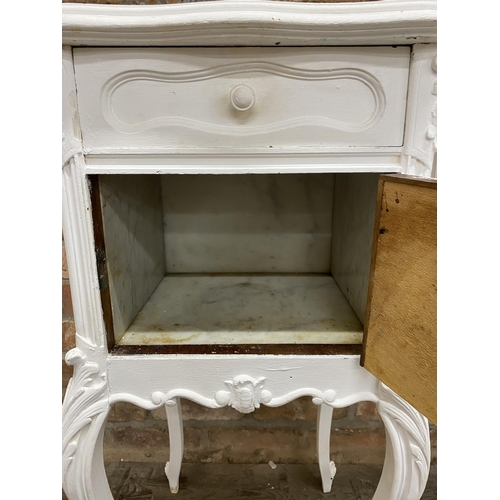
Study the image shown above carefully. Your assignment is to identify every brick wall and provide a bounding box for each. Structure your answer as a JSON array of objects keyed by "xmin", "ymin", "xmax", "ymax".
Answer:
[{"xmin": 62, "ymin": 0, "xmax": 436, "ymax": 466}]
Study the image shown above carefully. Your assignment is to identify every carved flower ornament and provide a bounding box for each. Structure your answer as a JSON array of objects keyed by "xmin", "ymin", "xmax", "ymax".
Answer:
[{"xmin": 215, "ymin": 375, "xmax": 272, "ymax": 414}]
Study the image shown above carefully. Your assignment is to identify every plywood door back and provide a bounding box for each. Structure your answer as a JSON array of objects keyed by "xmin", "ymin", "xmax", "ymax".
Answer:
[{"xmin": 361, "ymin": 174, "xmax": 436, "ymax": 424}]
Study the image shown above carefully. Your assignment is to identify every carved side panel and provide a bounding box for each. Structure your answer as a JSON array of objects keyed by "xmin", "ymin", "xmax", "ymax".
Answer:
[
  {"xmin": 63, "ymin": 47, "xmax": 108, "ymax": 349},
  {"xmin": 62, "ymin": 348, "xmax": 111, "ymax": 499},
  {"xmin": 402, "ymin": 44, "xmax": 437, "ymax": 178},
  {"xmin": 73, "ymin": 47, "xmax": 410, "ymax": 152},
  {"xmin": 374, "ymin": 383, "xmax": 431, "ymax": 500},
  {"xmin": 62, "ymin": 46, "xmax": 82, "ymax": 166}
]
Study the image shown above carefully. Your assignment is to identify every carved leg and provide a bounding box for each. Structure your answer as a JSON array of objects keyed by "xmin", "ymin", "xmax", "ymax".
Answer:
[
  {"xmin": 316, "ymin": 403, "xmax": 337, "ymax": 493},
  {"xmin": 373, "ymin": 384, "xmax": 431, "ymax": 500},
  {"xmin": 62, "ymin": 348, "xmax": 113, "ymax": 500},
  {"xmin": 165, "ymin": 397, "xmax": 184, "ymax": 494}
]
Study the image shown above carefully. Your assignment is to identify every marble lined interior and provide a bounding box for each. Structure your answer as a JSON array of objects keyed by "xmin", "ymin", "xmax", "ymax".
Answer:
[
  {"xmin": 98, "ymin": 172, "xmax": 377, "ymax": 343},
  {"xmin": 119, "ymin": 275, "xmax": 363, "ymax": 345},
  {"xmin": 331, "ymin": 173, "xmax": 379, "ymax": 323},
  {"xmin": 99, "ymin": 175, "xmax": 166, "ymax": 341},
  {"xmin": 161, "ymin": 174, "xmax": 334, "ymax": 273}
]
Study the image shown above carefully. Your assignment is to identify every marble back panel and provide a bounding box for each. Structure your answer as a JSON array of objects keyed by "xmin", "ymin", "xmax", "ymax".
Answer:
[{"xmin": 161, "ymin": 174, "xmax": 334, "ymax": 273}]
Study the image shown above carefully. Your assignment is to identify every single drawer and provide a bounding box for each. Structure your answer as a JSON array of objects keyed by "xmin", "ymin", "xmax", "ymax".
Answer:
[{"xmin": 73, "ymin": 47, "xmax": 410, "ymax": 153}]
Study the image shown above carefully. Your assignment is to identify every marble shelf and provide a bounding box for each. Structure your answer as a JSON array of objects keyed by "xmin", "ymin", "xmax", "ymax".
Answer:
[{"xmin": 117, "ymin": 274, "xmax": 363, "ymax": 346}]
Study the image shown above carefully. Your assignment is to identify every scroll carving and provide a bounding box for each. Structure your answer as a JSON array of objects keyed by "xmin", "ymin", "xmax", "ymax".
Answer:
[
  {"xmin": 146, "ymin": 375, "xmax": 343, "ymax": 415},
  {"xmin": 62, "ymin": 348, "xmax": 110, "ymax": 498},
  {"xmin": 374, "ymin": 383, "xmax": 431, "ymax": 500},
  {"xmin": 402, "ymin": 44, "xmax": 437, "ymax": 178}
]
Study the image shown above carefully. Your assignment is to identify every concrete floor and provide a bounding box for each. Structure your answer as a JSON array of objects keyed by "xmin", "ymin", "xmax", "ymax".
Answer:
[{"xmin": 64, "ymin": 462, "xmax": 437, "ymax": 499}]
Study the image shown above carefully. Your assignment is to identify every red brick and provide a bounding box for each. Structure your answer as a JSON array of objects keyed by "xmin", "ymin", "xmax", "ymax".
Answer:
[
  {"xmin": 206, "ymin": 426, "xmax": 386, "ymax": 465},
  {"xmin": 355, "ymin": 401, "xmax": 381, "ymax": 421},
  {"xmin": 62, "ymin": 359, "xmax": 74, "ymax": 390},
  {"xmin": 62, "ymin": 283, "xmax": 74, "ymax": 318},
  {"xmin": 62, "ymin": 243, "xmax": 69, "ymax": 280},
  {"xmin": 207, "ymin": 427, "xmax": 316, "ymax": 464},
  {"xmin": 103, "ymin": 426, "xmax": 202, "ymax": 462},
  {"xmin": 329, "ymin": 427, "xmax": 386, "ymax": 465},
  {"xmin": 151, "ymin": 399, "xmax": 244, "ymax": 421},
  {"xmin": 253, "ymin": 397, "xmax": 347, "ymax": 421},
  {"xmin": 62, "ymin": 320, "xmax": 76, "ymax": 351},
  {"xmin": 108, "ymin": 402, "xmax": 148, "ymax": 423}
]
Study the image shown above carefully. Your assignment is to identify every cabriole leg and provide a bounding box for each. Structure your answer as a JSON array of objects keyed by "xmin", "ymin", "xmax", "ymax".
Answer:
[
  {"xmin": 373, "ymin": 384, "xmax": 431, "ymax": 500},
  {"xmin": 62, "ymin": 348, "xmax": 112, "ymax": 500},
  {"xmin": 165, "ymin": 397, "xmax": 184, "ymax": 494},
  {"xmin": 316, "ymin": 403, "xmax": 337, "ymax": 493}
]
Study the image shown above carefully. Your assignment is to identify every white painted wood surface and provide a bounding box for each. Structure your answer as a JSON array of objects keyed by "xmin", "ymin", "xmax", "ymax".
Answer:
[
  {"xmin": 73, "ymin": 47, "xmax": 410, "ymax": 153},
  {"xmin": 84, "ymin": 150, "xmax": 403, "ymax": 175},
  {"xmin": 402, "ymin": 44, "xmax": 438, "ymax": 177},
  {"xmin": 118, "ymin": 275, "xmax": 363, "ymax": 346},
  {"xmin": 165, "ymin": 398, "xmax": 184, "ymax": 494},
  {"xmin": 61, "ymin": 2, "xmax": 436, "ymax": 498},
  {"xmin": 317, "ymin": 404, "xmax": 337, "ymax": 493},
  {"xmin": 62, "ymin": 0, "xmax": 437, "ymax": 47}
]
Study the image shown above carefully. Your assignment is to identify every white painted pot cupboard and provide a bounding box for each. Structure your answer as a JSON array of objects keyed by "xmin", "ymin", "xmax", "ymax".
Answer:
[{"xmin": 62, "ymin": 1, "xmax": 437, "ymax": 498}]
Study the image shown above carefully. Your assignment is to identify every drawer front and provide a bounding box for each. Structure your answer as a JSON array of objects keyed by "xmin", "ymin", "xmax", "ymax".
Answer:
[{"xmin": 74, "ymin": 47, "xmax": 410, "ymax": 153}]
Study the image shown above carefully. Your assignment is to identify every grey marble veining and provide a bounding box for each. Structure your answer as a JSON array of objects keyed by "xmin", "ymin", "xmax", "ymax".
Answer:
[
  {"xmin": 161, "ymin": 174, "xmax": 334, "ymax": 273},
  {"xmin": 119, "ymin": 275, "xmax": 363, "ymax": 345}
]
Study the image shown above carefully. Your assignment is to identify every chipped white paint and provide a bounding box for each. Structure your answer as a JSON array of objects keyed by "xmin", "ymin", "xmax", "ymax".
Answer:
[{"xmin": 61, "ymin": 1, "xmax": 435, "ymax": 498}]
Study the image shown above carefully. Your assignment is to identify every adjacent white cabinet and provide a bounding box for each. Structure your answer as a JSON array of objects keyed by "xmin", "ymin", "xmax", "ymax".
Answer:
[{"xmin": 62, "ymin": 2, "xmax": 437, "ymax": 499}]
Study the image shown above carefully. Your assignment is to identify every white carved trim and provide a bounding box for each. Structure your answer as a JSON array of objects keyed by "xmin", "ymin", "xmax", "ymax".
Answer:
[
  {"xmin": 110, "ymin": 373, "xmax": 379, "ymax": 415},
  {"xmin": 374, "ymin": 383, "xmax": 431, "ymax": 500},
  {"xmin": 84, "ymin": 150, "xmax": 403, "ymax": 175},
  {"xmin": 402, "ymin": 43, "xmax": 437, "ymax": 178},
  {"xmin": 101, "ymin": 65, "xmax": 385, "ymax": 135},
  {"xmin": 63, "ymin": 46, "xmax": 107, "ymax": 350},
  {"xmin": 215, "ymin": 375, "xmax": 268, "ymax": 413},
  {"xmin": 62, "ymin": 47, "xmax": 82, "ymax": 168},
  {"xmin": 63, "ymin": 0, "xmax": 436, "ymax": 47},
  {"xmin": 62, "ymin": 155, "xmax": 107, "ymax": 349},
  {"xmin": 62, "ymin": 348, "xmax": 111, "ymax": 499}
]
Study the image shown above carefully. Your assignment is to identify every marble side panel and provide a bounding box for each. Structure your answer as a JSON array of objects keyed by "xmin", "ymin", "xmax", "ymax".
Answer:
[
  {"xmin": 331, "ymin": 173, "xmax": 379, "ymax": 324},
  {"xmin": 100, "ymin": 175, "xmax": 166, "ymax": 342},
  {"xmin": 119, "ymin": 275, "xmax": 363, "ymax": 345},
  {"xmin": 161, "ymin": 174, "xmax": 334, "ymax": 273}
]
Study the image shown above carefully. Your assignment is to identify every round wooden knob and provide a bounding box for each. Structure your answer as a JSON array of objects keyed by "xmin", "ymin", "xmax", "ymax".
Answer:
[{"xmin": 230, "ymin": 85, "xmax": 255, "ymax": 111}]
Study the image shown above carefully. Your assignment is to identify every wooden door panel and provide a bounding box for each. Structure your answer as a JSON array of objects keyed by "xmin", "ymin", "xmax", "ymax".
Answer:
[{"xmin": 361, "ymin": 174, "xmax": 437, "ymax": 424}]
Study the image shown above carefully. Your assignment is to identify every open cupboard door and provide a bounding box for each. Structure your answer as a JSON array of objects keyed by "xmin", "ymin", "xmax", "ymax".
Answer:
[{"xmin": 361, "ymin": 174, "xmax": 437, "ymax": 425}]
